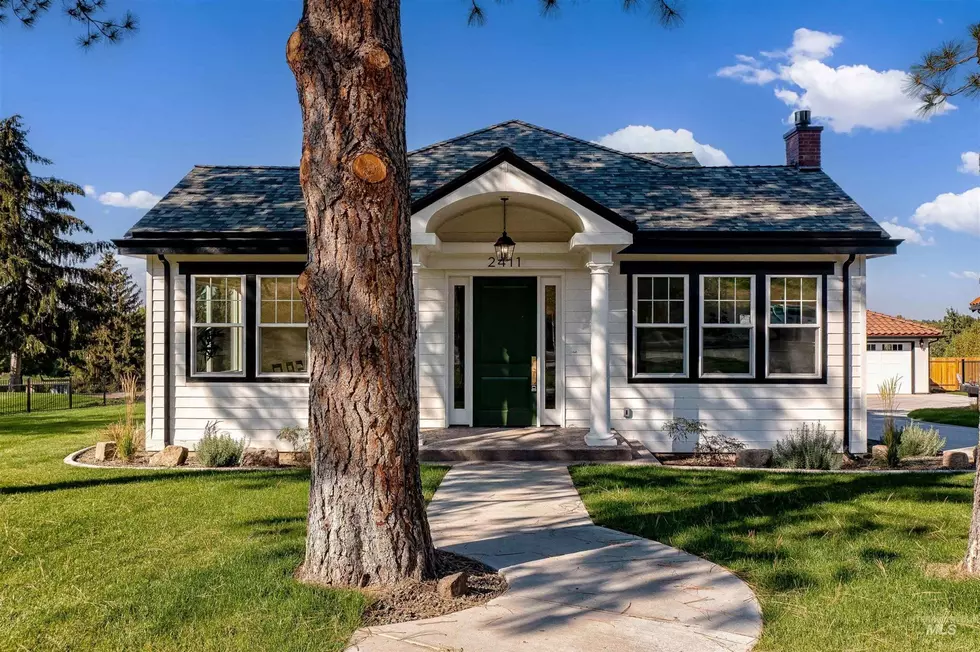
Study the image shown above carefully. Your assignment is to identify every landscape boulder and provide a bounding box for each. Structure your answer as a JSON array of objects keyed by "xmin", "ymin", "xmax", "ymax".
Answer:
[
  {"xmin": 149, "ymin": 445, "xmax": 188, "ymax": 467},
  {"xmin": 871, "ymin": 445, "xmax": 889, "ymax": 463},
  {"xmin": 241, "ymin": 447, "xmax": 280, "ymax": 468},
  {"xmin": 735, "ymin": 449, "xmax": 772, "ymax": 468},
  {"xmin": 437, "ymin": 571, "xmax": 469, "ymax": 599},
  {"xmin": 941, "ymin": 450, "xmax": 972, "ymax": 470},
  {"xmin": 292, "ymin": 451, "xmax": 311, "ymax": 467},
  {"xmin": 94, "ymin": 441, "xmax": 116, "ymax": 462}
]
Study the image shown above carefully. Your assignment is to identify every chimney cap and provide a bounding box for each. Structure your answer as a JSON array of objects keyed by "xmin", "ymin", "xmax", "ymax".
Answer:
[{"xmin": 794, "ymin": 109, "xmax": 812, "ymax": 127}]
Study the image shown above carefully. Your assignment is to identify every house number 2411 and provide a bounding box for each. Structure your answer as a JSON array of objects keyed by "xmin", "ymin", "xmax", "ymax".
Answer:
[{"xmin": 487, "ymin": 257, "xmax": 521, "ymax": 268}]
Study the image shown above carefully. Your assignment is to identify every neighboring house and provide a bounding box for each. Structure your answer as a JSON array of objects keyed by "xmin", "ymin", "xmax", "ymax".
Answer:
[
  {"xmin": 971, "ymin": 296, "xmax": 980, "ymax": 313},
  {"xmin": 115, "ymin": 114, "xmax": 901, "ymax": 455},
  {"xmin": 866, "ymin": 311, "xmax": 941, "ymax": 395}
]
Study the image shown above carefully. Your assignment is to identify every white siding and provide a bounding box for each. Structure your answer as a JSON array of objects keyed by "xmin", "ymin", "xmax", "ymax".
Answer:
[
  {"xmin": 563, "ymin": 270, "xmax": 592, "ymax": 428},
  {"xmin": 610, "ymin": 257, "xmax": 868, "ymax": 454},
  {"xmin": 418, "ymin": 269, "xmax": 448, "ymax": 428}
]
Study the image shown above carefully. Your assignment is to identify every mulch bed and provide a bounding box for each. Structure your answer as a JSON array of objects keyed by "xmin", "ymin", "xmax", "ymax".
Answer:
[
  {"xmin": 75, "ymin": 448, "xmax": 309, "ymax": 469},
  {"xmin": 361, "ymin": 549, "xmax": 507, "ymax": 626},
  {"xmin": 655, "ymin": 452, "xmax": 953, "ymax": 471}
]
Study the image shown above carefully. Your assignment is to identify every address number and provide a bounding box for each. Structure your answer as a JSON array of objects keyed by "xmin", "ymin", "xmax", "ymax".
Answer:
[{"xmin": 487, "ymin": 257, "xmax": 521, "ymax": 268}]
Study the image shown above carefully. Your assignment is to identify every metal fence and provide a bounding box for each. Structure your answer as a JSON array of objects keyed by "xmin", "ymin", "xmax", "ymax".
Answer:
[{"xmin": 0, "ymin": 379, "xmax": 145, "ymax": 417}]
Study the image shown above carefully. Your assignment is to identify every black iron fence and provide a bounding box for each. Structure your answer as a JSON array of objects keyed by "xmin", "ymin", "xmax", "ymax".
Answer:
[{"xmin": 0, "ymin": 379, "xmax": 145, "ymax": 417}]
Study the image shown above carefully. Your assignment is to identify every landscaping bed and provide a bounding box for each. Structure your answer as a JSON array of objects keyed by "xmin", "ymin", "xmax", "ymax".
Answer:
[
  {"xmin": 74, "ymin": 446, "xmax": 310, "ymax": 469},
  {"xmin": 655, "ymin": 452, "xmax": 959, "ymax": 471}
]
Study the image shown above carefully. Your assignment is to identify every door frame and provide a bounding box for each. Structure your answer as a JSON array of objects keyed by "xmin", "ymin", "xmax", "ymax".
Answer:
[{"xmin": 445, "ymin": 271, "xmax": 565, "ymax": 427}]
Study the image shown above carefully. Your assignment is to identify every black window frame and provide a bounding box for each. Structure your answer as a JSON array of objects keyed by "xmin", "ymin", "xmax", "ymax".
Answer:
[
  {"xmin": 181, "ymin": 261, "xmax": 308, "ymax": 384},
  {"xmin": 623, "ymin": 261, "xmax": 831, "ymax": 385}
]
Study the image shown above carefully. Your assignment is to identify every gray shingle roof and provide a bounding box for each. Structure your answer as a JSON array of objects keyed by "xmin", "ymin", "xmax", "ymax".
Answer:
[{"xmin": 125, "ymin": 119, "xmax": 887, "ymax": 237}]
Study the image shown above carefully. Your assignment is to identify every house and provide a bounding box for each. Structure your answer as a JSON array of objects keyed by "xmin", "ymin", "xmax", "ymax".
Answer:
[
  {"xmin": 115, "ymin": 114, "xmax": 901, "ymax": 456},
  {"xmin": 971, "ymin": 296, "xmax": 979, "ymax": 313},
  {"xmin": 865, "ymin": 311, "xmax": 941, "ymax": 395}
]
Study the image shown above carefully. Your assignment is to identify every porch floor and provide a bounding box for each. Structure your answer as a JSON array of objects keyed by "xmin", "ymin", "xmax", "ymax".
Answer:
[{"xmin": 420, "ymin": 426, "xmax": 634, "ymax": 462}]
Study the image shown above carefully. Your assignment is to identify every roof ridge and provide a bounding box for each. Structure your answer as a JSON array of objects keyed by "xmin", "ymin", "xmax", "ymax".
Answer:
[
  {"xmin": 194, "ymin": 164, "xmax": 298, "ymax": 170},
  {"xmin": 408, "ymin": 119, "xmax": 527, "ymax": 156},
  {"xmin": 510, "ymin": 120, "xmax": 675, "ymax": 169}
]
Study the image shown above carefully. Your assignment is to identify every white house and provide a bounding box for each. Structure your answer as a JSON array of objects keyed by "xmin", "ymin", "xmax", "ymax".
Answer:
[
  {"xmin": 115, "ymin": 115, "xmax": 901, "ymax": 456},
  {"xmin": 865, "ymin": 311, "xmax": 941, "ymax": 395}
]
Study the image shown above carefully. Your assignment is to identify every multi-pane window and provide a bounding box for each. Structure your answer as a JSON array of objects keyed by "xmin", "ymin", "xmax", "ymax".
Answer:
[
  {"xmin": 258, "ymin": 277, "xmax": 308, "ymax": 375},
  {"xmin": 544, "ymin": 284, "xmax": 558, "ymax": 408},
  {"xmin": 701, "ymin": 276, "xmax": 753, "ymax": 376},
  {"xmin": 868, "ymin": 343, "xmax": 906, "ymax": 352},
  {"xmin": 634, "ymin": 276, "xmax": 687, "ymax": 376},
  {"xmin": 767, "ymin": 276, "xmax": 820, "ymax": 376},
  {"xmin": 192, "ymin": 276, "xmax": 245, "ymax": 376}
]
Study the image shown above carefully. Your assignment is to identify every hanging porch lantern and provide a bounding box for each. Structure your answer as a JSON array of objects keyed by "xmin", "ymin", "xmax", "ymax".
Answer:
[{"xmin": 494, "ymin": 197, "xmax": 516, "ymax": 266}]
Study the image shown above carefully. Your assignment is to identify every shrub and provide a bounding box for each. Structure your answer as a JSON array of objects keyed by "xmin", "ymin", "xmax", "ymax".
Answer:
[
  {"xmin": 898, "ymin": 422, "xmax": 946, "ymax": 457},
  {"xmin": 278, "ymin": 426, "xmax": 310, "ymax": 452},
  {"xmin": 662, "ymin": 418, "xmax": 744, "ymax": 462},
  {"xmin": 196, "ymin": 421, "xmax": 245, "ymax": 467},
  {"xmin": 773, "ymin": 423, "xmax": 843, "ymax": 470},
  {"xmin": 98, "ymin": 422, "xmax": 145, "ymax": 462}
]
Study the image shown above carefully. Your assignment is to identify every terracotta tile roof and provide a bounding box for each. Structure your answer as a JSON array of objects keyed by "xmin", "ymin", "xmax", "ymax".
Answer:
[
  {"xmin": 971, "ymin": 296, "xmax": 980, "ymax": 311},
  {"xmin": 867, "ymin": 311, "xmax": 942, "ymax": 338}
]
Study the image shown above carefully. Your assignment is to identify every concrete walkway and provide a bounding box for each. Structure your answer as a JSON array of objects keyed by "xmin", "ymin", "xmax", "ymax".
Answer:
[
  {"xmin": 867, "ymin": 394, "xmax": 978, "ymax": 451},
  {"xmin": 348, "ymin": 464, "xmax": 762, "ymax": 651}
]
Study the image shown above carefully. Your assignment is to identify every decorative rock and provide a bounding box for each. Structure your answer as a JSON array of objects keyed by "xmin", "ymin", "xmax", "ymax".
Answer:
[
  {"xmin": 149, "ymin": 445, "xmax": 188, "ymax": 467},
  {"xmin": 292, "ymin": 451, "xmax": 311, "ymax": 467},
  {"xmin": 735, "ymin": 449, "xmax": 772, "ymax": 468},
  {"xmin": 942, "ymin": 450, "xmax": 972, "ymax": 470},
  {"xmin": 871, "ymin": 445, "xmax": 889, "ymax": 463},
  {"xmin": 437, "ymin": 571, "xmax": 468, "ymax": 599},
  {"xmin": 241, "ymin": 447, "xmax": 280, "ymax": 468},
  {"xmin": 95, "ymin": 441, "xmax": 116, "ymax": 462}
]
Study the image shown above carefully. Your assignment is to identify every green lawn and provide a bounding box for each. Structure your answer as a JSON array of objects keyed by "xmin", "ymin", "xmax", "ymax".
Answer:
[
  {"xmin": 907, "ymin": 406, "xmax": 979, "ymax": 429},
  {"xmin": 571, "ymin": 465, "xmax": 980, "ymax": 652},
  {"xmin": 0, "ymin": 406, "xmax": 447, "ymax": 651}
]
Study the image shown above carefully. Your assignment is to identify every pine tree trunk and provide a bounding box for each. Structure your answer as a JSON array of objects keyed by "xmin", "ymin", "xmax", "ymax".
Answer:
[
  {"xmin": 287, "ymin": 0, "xmax": 435, "ymax": 587},
  {"xmin": 965, "ymin": 430, "xmax": 980, "ymax": 574},
  {"xmin": 9, "ymin": 352, "xmax": 22, "ymax": 387}
]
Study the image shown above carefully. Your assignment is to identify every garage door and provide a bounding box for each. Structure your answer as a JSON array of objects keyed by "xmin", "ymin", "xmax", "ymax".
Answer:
[{"xmin": 867, "ymin": 342, "xmax": 912, "ymax": 394}]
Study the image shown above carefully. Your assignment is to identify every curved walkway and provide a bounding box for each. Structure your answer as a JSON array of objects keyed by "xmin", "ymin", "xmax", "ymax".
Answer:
[{"xmin": 348, "ymin": 463, "xmax": 762, "ymax": 651}]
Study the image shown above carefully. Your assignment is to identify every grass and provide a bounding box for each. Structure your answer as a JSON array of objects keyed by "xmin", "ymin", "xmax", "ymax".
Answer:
[
  {"xmin": 907, "ymin": 406, "xmax": 979, "ymax": 429},
  {"xmin": 570, "ymin": 465, "xmax": 980, "ymax": 652},
  {"xmin": 0, "ymin": 406, "xmax": 448, "ymax": 651}
]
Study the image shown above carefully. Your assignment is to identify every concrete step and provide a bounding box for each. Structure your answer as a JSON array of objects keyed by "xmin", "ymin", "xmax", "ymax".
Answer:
[{"xmin": 420, "ymin": 445, "xmax": 632, "ymax": 463}]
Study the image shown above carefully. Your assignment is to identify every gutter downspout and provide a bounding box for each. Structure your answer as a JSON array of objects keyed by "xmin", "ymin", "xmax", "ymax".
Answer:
[
  {"xmin": 842, "ymin": 254, "xmax": 856, "ymax": 455},
  {"xmin": 157, "ymin": 255, "xmax": 173, "ymax": 447}
]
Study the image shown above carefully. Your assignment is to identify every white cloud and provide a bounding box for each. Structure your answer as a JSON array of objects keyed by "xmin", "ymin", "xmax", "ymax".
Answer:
[
  {"xmin": 718, "ymin": 28, "xmax": 954, "ymax": 133},
  {"xmin": 595, "ymin": 125, "xmax": 732, "ymax": 166},
  {"xmin": 97, "ymin": 190, "xmax": 161, "ymax": 209},
  {"xmin": 911, "ymin": 187, "xmax": 980, "ymax": 237},
  {"xmin": 958, "ymin": 151, "xmax": 979, "ymax": 175},
  {"xmin": 949, "ymin": 271, "xmax": 980, "ymax": 281},
  {"xmin": 83, "ymin": 184, "xmax": 97, "ymax": 197},
  {"xmin": 880, "ymin": 218, "xmax": 934, "ymax": 246}
]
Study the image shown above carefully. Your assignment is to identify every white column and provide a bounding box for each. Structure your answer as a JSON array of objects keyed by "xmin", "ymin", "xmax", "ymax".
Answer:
[
  {"xmin": 585, "ymin": 260, "xmax": 616, "ymax": 446},
  {"xmin": 412, "ymin": 260, "xmax": 424, "ymax": 448}
]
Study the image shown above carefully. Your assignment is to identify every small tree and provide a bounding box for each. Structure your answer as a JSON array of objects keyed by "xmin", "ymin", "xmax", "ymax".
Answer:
[
  {"xmin": 0, "ymin": 115, "xmax": 106, "ymax": 386},
  {"xmin": 907, "ymin": 21, "xmax": 980, "ymax": 574}
]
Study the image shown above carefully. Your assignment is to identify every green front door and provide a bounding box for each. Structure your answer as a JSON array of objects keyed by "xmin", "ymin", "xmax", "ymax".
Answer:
[{"xmin": 473, "ymin": 277, "xmax": 537, "ymax": 427}]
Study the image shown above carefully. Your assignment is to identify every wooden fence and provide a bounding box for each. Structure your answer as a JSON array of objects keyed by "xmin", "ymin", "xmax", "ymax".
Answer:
[{"xmin": 929, "ymin": 357, "xmax": 980, "ymax": 391}]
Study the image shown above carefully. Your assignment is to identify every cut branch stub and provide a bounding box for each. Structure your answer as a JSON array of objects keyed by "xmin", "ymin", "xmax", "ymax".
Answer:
[
  {"xmin": 297, "ymin": 269, "xmax": 310, "ymax": 294},
  {"xmin": 286, "ymin": 29, "xmax": 303, "ymax": 71},
  {"xmin": 352, "ymin": 153, "xmax": 388, "ymax": 184}
]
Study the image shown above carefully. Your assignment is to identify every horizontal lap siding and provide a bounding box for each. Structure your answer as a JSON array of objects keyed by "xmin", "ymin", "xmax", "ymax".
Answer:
[
  {"xmin": 609, "ymin": 259, "xmax": 868, "ymax": 453},
  {"xmin": 564, "ymin": 271, "xmax": 591, "ymax": 428},
  {"xmin": 418, "ymin": 270, "xmax": 447, "ymax": 428}
]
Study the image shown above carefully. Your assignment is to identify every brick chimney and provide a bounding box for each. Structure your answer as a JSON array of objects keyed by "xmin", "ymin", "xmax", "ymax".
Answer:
[{"xmin": 783, "ymin": 110, "xmax": 823, "ymax": 169}]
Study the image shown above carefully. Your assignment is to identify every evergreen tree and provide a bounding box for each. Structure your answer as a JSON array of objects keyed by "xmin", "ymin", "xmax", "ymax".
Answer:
[
  {"xmin": 71, "ymin": 253, "xmax": 144, "ymax": 391},
  {"xmin": 0, "ymin": 115, "xmax": 106, "ymax": 386}
]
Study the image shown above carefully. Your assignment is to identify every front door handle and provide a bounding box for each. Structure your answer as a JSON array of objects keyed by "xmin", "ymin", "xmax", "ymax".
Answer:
[{"xmin": 530, "ymin": 356, "xmax": 537, "ymax": 392}]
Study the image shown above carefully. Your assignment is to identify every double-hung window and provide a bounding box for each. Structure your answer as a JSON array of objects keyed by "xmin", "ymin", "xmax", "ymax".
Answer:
[
  {"xmin": 191, "ymin": 276, "xmax": 245, "ymax": 376},
  {"xmin": 633, "ymin": 275, "xmax": 687, "ymax": 377},
  {"xmin": 767, "ymin": 276, "xmax": 820, "ymax": 377},
  {"xmin": 258, "ymin": 276, "xmax": 308, "ymax": 376},
  {"xmin": 700, "ymin": 276, "xmax": 754, "ymax": 377}
]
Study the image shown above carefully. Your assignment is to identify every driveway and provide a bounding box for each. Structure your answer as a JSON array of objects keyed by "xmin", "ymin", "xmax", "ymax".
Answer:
[{"xmin": 867, "ymin": 393, "xmax": 977, "ymax": 451}]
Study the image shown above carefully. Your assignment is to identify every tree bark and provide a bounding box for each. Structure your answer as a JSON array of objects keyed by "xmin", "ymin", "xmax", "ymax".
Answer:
[
  {"xmin": 965, "ymin": 430, "xmax": 980, "ymax": 574},
  {"xmin": 287, "ymin": 0, "xmax": 435, "ymax": 587},
  {"xmin": 9, "ymin": 351, "xmax": 22, "ymax": 388}
]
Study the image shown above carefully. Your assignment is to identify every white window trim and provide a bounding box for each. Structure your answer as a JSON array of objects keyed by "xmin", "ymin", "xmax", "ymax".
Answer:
[
  {"xmin": 190, "ymin": 275, "xmax": 246, "ymax": 378},
  {"xmin": 256, "ymin": 275, "xmax": 310, "ymax": 378},
  {"xmin": 699, "ymin": 274, "xmax": 755, "ymax": 379},
  {"xmin": 632, "ymin": 274, "xmax": 688, "ymax": 379},
  {"xmin": 765, "ymin": 275, "xmax": 822, "ymax": 379}
]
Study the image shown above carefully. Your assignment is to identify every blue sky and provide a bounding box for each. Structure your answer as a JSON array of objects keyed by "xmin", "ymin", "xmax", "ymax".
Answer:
[{"xmin": 2, "ymin": 0, "xmax": 978, "ymax": 319}]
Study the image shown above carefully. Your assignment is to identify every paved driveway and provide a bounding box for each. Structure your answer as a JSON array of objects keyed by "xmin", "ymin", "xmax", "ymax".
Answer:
[{"xmin": 867, "ymin": 393, "xmax": 977, "ymax": 451}]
